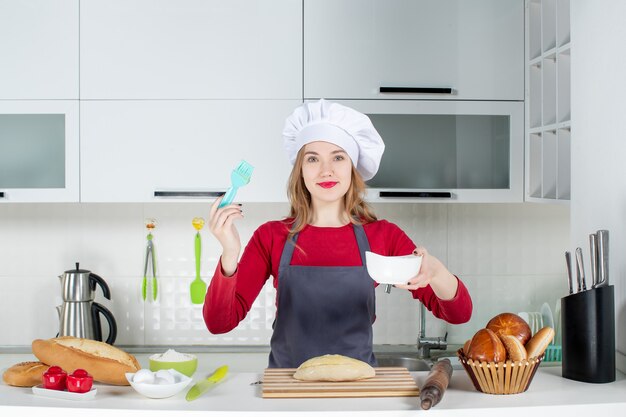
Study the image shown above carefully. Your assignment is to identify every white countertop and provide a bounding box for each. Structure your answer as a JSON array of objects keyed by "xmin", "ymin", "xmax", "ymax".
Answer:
[{"xmin": 1, "ymin": 352, "xmax": 625, "ymax": 416}]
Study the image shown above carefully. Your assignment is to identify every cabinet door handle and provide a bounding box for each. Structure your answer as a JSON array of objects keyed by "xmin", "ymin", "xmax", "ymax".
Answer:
[
  {"xmin": 154, "ymin": 191, "xmax": 225, "ymax": 198},
  {"xmin": 379, "ymin": 87, "xmax": 453, "ymax": 94},
  {"xmin": 0, "ymin": 192, "xmax": 4, "ymax": 199},
  {"xmin": 379, "ymin": 191, "xmax": 452, "ymax": 198}
]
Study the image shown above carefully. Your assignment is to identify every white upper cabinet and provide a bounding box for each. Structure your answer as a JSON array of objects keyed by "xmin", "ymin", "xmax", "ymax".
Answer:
[
  {"xmin": 0, "ymin": 101, "xmax": 80, "ymax": 202},
  {"xmin": 80, "ymin": 0, "xmax": 302, "ymax": 99},
  {"xmin": 80, "ymin": 100, "xmax": 297, "ymax": 203},
  {"xmin": 0, "ymin": 0, "xmax": 78, "ymax": 99},
  {"xmin": 304, "ymin": 0, "xmax": 524, "ymax": 101}
]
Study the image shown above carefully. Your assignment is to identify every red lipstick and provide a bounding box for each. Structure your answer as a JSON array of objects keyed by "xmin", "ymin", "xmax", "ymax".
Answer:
[{"xmin": 318, "ymin": 182, "xmax": 338, "ymax": 189}]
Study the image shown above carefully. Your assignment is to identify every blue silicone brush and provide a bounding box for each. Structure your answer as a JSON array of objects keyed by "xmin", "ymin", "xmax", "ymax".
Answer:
[{"xmin": 218, "ymin": 160, "xmax": 254, "ymax": 208}]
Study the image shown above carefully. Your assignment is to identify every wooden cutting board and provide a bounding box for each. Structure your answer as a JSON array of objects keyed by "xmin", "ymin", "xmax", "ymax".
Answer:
[{"xmin": 262, "ymin": 367, "xmax": 420, "ymax": 398}]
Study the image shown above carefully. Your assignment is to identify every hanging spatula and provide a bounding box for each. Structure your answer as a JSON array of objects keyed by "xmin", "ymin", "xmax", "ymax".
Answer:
[{"xmin": 190, "ymin": 217, "xmax": 206, "ymax": 304}]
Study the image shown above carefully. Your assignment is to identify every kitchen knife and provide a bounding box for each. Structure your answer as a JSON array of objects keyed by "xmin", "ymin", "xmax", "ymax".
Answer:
[
  {"xmin": 575, "ymin": 247, "xmax": 586, "ymax": 292},
  {"xmin": 565, "ymin": 251, "xmax": 574, "ymax": 294},
  {"xmin": 186, "ymin": 365, "xmax": 228, "ymax": 401},
  {"xmin": 589, "ymin": 233, "xmax": 599, "ymax": 288},
  {"xmin": 595, "ymin": 230, "xmax": 609, "ymax": 287}
]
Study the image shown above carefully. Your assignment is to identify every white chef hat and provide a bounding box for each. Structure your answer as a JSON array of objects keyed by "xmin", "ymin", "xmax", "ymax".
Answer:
[{"xmin": 282, "ymin": 99, "xmax": 385, "ymax": 181}]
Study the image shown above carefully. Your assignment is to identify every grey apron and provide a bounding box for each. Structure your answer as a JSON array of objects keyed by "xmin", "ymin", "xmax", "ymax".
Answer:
[{"xmin": 268, "ymin": 224, "xmax": 376, "ymax": 368}]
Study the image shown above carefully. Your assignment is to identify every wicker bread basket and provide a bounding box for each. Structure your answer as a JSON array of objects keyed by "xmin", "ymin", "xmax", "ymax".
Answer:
[{"xmin": 457, "ymin": 349, "xmax": 544, "ymax": 394}]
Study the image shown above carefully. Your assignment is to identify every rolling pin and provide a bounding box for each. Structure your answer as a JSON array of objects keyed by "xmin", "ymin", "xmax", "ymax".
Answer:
[{"xmin": 420, "ymin": 359, "xmax": 453, "ymax": 410}]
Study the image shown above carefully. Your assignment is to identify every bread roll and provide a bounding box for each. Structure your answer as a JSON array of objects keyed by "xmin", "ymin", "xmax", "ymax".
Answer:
[
  {"xmin": 293, "ymin": 354, "xmax": 375, "ymax": 382},
  {"xmin": 500, "ymin": 334, "xmax": 528, "ymax": 361},
  {"xmin": 467, "ymin": 328, "xmax": 506, "ymax": 363},
  {"xmin": 486, "ymin": 313, "xmax": 532, "ymax": 345},
  {"xmin": 525, "ymin": 327, "xmax": 555, "ymax": 359},
  {"xmin": 462, "ymin": 339, "xmax": 471, "ymax": 356},
  {"xmin": 32, "ymin": 337, "xmax": 140, "ymax": 386},
  {"xmin": 2, "ymin": 361, "xmax": 49, "ymax": 387}
]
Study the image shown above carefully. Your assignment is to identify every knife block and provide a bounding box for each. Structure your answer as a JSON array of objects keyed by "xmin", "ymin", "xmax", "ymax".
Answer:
[{"xmin": 561, "ymin": 285, "xmax": 615, "ymax": 383}]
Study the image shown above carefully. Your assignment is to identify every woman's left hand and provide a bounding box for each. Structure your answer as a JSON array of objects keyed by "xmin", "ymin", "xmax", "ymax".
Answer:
[{"xmin": 394, "ymin": 246, "xmax": 458, "ymax": 300}]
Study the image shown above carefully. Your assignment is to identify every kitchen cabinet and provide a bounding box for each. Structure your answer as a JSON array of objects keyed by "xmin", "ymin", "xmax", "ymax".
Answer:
[
  {"xmin": 80, "ymin": 100, "xmax": 298, "ymax": 203},
  {"xmin": 526, "ymin": 0, "xmax": 571, "ymax": 202},
  {"xmin": 304, "ymin": 0, "xmax": 524, "ymax": 101},
  {"xmin": 334, "ymin": 100, "xmax": 524, "ymax": 203},
  {"xmin": 0, "ymin": 101, "xmax": 80, "ymax": 202},
  {"xmin": 79, "ymin": 0, "xmax": 301, "ymax": 100},
  {"xmin": 0, "ymin": 0, "xmax": 78, "ymax": 99}
]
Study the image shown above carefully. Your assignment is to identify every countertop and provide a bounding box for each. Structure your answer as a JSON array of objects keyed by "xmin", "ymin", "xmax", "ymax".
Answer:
[{"xmin": 1, "ymin": 352, "xmax": 625, "ymax": 416}]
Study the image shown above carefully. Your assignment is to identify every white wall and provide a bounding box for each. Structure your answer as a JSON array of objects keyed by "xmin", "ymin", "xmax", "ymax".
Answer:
[
  {"xmin": 571, "ymin": 0, "xmax": 626, "ymax": 373},
  {"xmin": 0, "ymin": 202, "xmax": 569, "ymax": 349}
]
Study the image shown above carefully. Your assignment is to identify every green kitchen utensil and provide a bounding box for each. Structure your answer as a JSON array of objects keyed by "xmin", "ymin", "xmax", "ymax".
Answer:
[
  {"xmin": 218, "ymin": 160, "xmax": 254, "ymax": 208},
  {"xmin": 186, "ymin": 365, "xmax": 228, "ymax": 401},
  {"xmin": 142, "ymin": 219, "xmax": 158, "ymax": 301},
  {"xmin": 190, "ymin": 217, "xmax": 206, "ymax": 304}
]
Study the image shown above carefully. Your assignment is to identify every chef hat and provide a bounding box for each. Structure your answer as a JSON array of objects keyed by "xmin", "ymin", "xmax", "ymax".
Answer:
[{"xmin": 282, "ymin": 99, "xmax": 385, "ymax": 181}]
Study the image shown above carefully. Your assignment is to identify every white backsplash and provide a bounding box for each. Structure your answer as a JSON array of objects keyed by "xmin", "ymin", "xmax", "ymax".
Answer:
[{"xmin": 0, "ymin": 202, "xmax": 569, "ymax": 348}]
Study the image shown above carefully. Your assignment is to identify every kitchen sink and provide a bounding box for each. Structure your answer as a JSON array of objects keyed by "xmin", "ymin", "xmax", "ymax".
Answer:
[{"xmin": 375, "ymin": 355, "xmax": 433, "ymax": 371}]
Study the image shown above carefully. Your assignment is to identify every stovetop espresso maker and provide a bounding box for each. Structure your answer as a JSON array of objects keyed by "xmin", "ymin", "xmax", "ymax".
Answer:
[{"xmin": 57, "ymin": 262, "xmax": 117, "ymax": 344}]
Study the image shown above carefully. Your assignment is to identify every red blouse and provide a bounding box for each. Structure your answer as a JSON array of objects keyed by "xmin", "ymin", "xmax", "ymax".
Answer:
[{"xmin": 203, "ymin": 219, "xmax": 473, "ymax": 334}]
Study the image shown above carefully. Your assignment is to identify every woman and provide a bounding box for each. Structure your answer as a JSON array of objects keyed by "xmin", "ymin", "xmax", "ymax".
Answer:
[{"xmin": 203, "ymin": 99, "xmax": 472, "ymax": 368}]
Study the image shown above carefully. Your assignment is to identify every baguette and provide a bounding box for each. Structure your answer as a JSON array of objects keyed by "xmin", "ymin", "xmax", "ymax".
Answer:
[
  {"xmin": 2, "ymin": 361, "xmax": 49, "ymax": 387},
  {"xmin": 293, "ymin": 354, "xmax": 375, "ymax": 382},
  {"xmin": 31, "ymin": 337, "xmax": 140, "ymax": 386}
]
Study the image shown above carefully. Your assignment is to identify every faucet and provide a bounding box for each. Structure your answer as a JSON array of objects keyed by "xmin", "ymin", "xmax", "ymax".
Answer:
[{"xmin": 417, "ymin": 303, "xmax": 447, "ymax": 358}]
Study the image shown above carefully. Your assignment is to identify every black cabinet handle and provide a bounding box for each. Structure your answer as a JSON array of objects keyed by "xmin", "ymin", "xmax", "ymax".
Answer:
[
  {"xmin": 379, "ymin": 87, "xmax": 453, "ymax": 94},
  {"xmin": 154, "ymin": 191, "xmax": 225, "ymax": 198},
  {"xmin": 0, "ymin": 192, "xmax": 4, "ymax": 198},
  {"xmin": 379, "ymin": 191, "xmax": 452, "ymax": 198}
]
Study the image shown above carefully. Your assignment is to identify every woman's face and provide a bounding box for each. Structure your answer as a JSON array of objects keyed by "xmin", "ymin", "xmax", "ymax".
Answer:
[{"xmin": 301, "ymin": 141, "xmax": 353, "ymax": 205}]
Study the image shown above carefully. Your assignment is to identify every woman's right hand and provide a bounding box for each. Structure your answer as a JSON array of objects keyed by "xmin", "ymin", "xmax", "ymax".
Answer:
[{"xmin": 208, "ymin": 196, "xmax": 244, "ymax": 276}]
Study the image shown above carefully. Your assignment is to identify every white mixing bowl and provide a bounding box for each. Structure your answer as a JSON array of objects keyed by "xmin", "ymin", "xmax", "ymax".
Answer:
[{"xmin": 365, "ymin": 251, "xmax": 423, "ymax": 285}]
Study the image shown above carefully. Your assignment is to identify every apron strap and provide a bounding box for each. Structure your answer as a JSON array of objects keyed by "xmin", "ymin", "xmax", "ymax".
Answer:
[
  {"xmin": 352, "ymin": 224, "xmax": 371, "ymax": 265},
  {"xmin": 279, "ymin": 233, "xmax": 298, "ymax": 269}
]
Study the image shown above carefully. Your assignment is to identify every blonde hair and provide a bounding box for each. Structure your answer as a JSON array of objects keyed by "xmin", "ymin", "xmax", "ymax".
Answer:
[{"xmin": 286, "ymin": 147, "xmax": 377, "ymax": 240}]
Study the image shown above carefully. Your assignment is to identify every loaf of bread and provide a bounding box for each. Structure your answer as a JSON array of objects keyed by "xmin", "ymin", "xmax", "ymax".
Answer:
[
  {"xmin": 500, "ymin": 334, "xmax": 528, "ymax": 361},
  {"xmin": 31, "ymin": 337, "xmax": 140, "ymax": 386},
  {"xmin": 467, "ymin": 328, "xmax": 507, "ymax": 363},
  {"xmin": 293, "ymin": 354, "xmax": 375, "ymax": 382},
  {"xmin": 525, "ymin": 327, "xmax": 555, "ymax": 359},
  {"xmin": 2, "ymin": 361, "xmax": 49, "ymax": 387},
  {"xmin": 486, "ymin": 312, "xmax": 532, "ymax": 345}
]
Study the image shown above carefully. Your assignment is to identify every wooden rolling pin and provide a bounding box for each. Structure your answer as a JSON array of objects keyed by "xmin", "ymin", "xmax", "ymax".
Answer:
[{"xmin": 420, "ymin": 359, "xmax": 453, "ymax": 410}]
